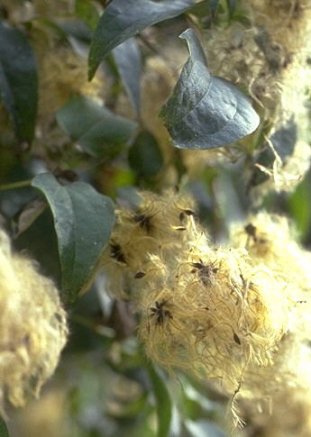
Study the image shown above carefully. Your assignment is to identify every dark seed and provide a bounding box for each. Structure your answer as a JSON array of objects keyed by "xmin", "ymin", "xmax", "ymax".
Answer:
[
  {"xmin": 245, "ymin": 223, "xmax": 257, "ymax": 239},
  {"xmin": 135, "ymin": 272, "xmax": 146, "ymax": 279},
  {"xmin": 233, "ymin": 333, "xmax": 241, "ymax": 345},
  {"xmin": 150, "ymin": 300, "xmax": 172, "ymax": 325},
  {"xmin": 184, "ymin": 209, "xmax": 195, "ymax": 216},
  {"xmin": 110, "ymin": 243, "xmax": 126, "ymax": 264},
  {"xmin": 134, "ymin": 214, "xmax": 153, "ymax": 233}
]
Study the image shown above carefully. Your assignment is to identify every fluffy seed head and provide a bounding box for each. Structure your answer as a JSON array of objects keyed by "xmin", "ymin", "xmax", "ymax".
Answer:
[
  {"xmin": 102, "ymin": 192, "xmax": 293, "ymax": 398},
  {"xmin": 0, "ymin": 230, "xmax": 68, "ymax": 412},
  {"xmin": 138, "ymin": 246, "xmax": 290, "ymax": 394},
  {"xmin": 230, "ymin": 211, "xmax": 311, "ymax": 293}
]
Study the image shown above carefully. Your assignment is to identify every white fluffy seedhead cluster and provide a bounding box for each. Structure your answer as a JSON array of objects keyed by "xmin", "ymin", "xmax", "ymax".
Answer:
[
  {"xmin": 102, "ymin": 191, "xmax": 311, "ymax": 427},
  {"xmin": 0, "ymin": 230, "xmax": 68, "ymax": 413},
  {"xmin": 241, "ymin": 341, "xmax": 311, "ymax": 436},
  {"xmin": 203, "ymin": 0, "xmax": 311, "ymax": 195},
  {"xmin": 205, "ymin": 0, "xmax": 311, "ymax": 123},
  {"xmin": 230, "ymin": 211, "xmax": 311, "ymax": 290},
  {"xmin": 229, "ymin": 211, "xmax": 311, "ymax": 429},
  {"xmin": 230, "ymin": 211, "xmax": 311, "ymax": 339}
]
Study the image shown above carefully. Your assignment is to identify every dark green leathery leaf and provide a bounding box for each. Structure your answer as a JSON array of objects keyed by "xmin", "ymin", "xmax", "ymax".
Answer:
[
  {"xmin": 128, "ymin": 130, "xmax": 163, "ymax": 178},
  {"xmin": 147, "ymin": 363, "xmax": 172, "ymax": 437},
  {"xmin": 160, "ymin": 28, "xmax": 260, "ymax": 149},
  {"xmin": 113, "ymin": 38, "xmax": 141, "ymax": 115},
  {"xmin": 88, "ymin": 0, "xmax": 195, "ymax": 79},
  {"xmin": 56, "ymin": 96, "xmax": 137, "ymax": 159},
  {"xmin": 32, "ymin": 173, "xmax": 115, "ymax": 304},
  {"xmin": 0, "ymin": 21, "xmax": 38, "ymax": 144}
]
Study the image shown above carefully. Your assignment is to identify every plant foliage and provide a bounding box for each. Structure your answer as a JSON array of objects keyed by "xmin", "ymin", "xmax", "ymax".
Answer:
[{"xmin": 0, "ymin": 0, "xmax": 310, "ymax": 436}]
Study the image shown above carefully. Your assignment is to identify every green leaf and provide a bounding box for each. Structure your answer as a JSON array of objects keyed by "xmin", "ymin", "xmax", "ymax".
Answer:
[
  {"xmin": 0, "ymin": 417, "xmax": 9, "ymax": 437},
  {"xmin": 160, "ymin": 28, "xmax": 260, "ymax": 149},
  {"xmin": 88, "ymin": 0, "xmax": 195, "ymax": 79},
  {"xmin": 188, "ymin": 1, "xmax": 215, "ymax": 19},
  {"xmin": 75, "ymin": 0, "xmax": 100, "ymax": 30},
  {"xmin": 56, "ymin": 96, "xmax": 137, "ymax": 158},
  {"xmin": 55, "ymin": 19, "xmax": 93, "ymax": 42},
  {"xmin": 0, "ymin": 21, "xmax": 38, "ymax": 144},
  {"xmin": 147, "ymin": 363, "xmax": 172, "ymax": 437},
  {"xmin": 15, "ymin": 206, "xmax": 61, "ymax": 288},
  {"xmin": 32, "ymin": 173, "xmax": 115, "ymax": 304},
  {"xmin": 128, "ymin": 131, "xmax": 163, "ymax": 178},
  {"xmin": 225, "ymin": 0, "xmax": 236, "ymax": 18},
  {"xmin": 113, "ymin": 38, "xmax": 141, "ymax": 115},
  {"xmin": 288, "ymin": 174, "xmax": 311, "ymax": 240}
]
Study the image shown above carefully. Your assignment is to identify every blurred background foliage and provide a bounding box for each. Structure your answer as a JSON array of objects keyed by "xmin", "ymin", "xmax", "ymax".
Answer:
[{"xmin": 0, "ymin": 0, "xmax": 310, "ymax": 436}]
